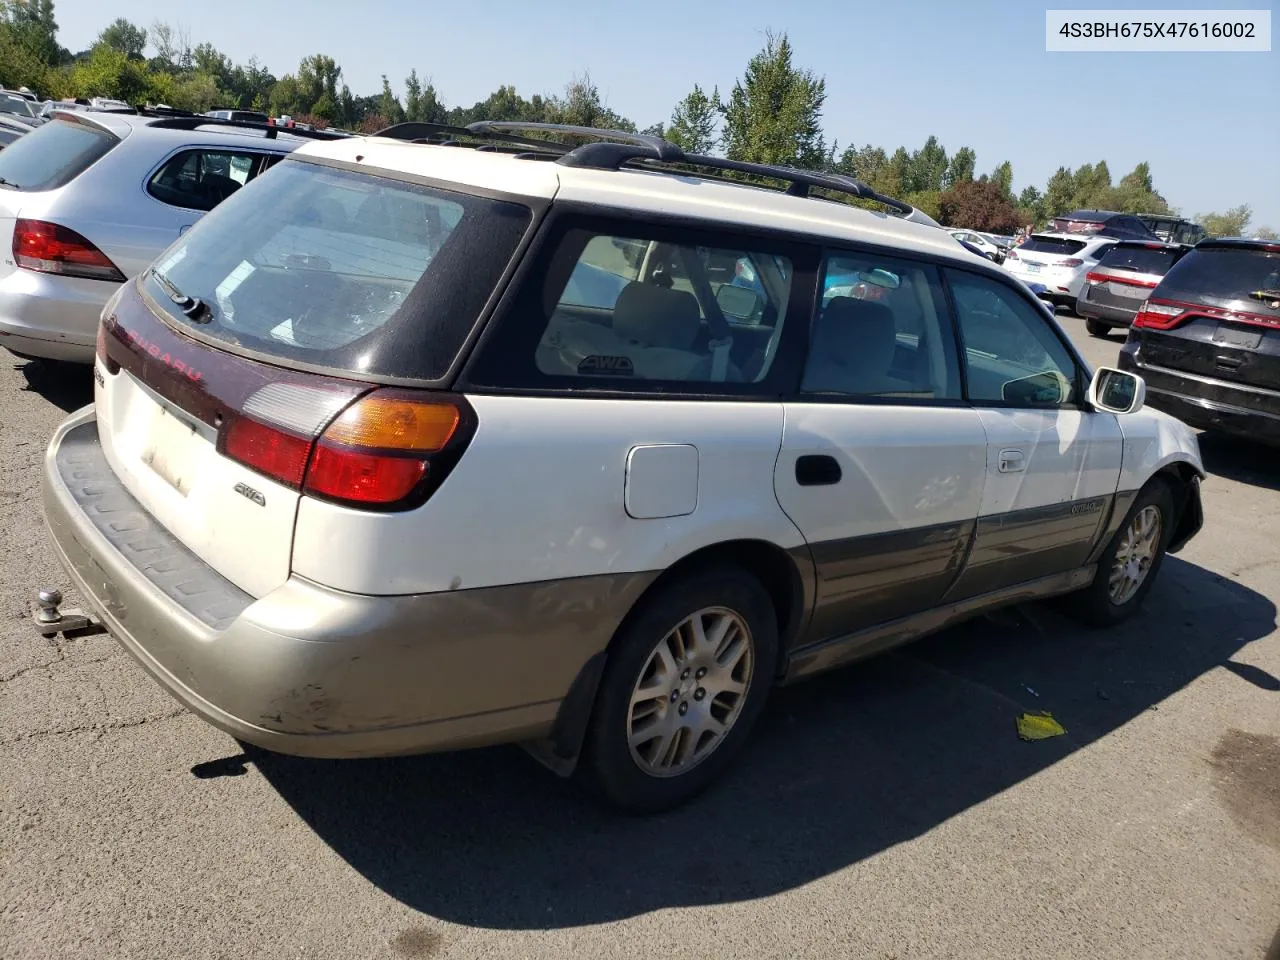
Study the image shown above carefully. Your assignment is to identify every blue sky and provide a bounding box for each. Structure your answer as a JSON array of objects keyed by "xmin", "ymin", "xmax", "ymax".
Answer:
[{"xmin": 52, "ymin": 0, "xmax": 1280, "ymax": 227}]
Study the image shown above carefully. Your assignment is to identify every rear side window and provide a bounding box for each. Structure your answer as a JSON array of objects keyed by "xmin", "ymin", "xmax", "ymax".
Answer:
[
  {"xmin": 1099, "ymin": 245, "xmax": 1184, "ymax": 276},
  {"xmin": 1155, "ymin": 248, "xmax": 1280, "ymax": 312},
  {"xmin": 1020, "ymin": 237, "xmax": 1087, "ymax": 256},
  {"xmin": 144, "ymin": 160, "xmax": 533, "ymax": 381},
  {"xmin": 0, "ymin": 118, "xmax": 118, "ymax": 192},
  {"xmin": 533, "ymin": 231, "xmax": 794, "ymax": 383},
  {"xmin": 147, "ymin": 149, "xmax": 264, "ymax": 212}
]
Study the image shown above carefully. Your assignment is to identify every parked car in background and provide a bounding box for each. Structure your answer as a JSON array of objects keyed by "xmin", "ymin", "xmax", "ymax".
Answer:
[
  {"xmin": 1137, "ymin": 213, "xmax": 1206, "ymax": 246},
  {"xmin": 949, "ymin": 229, "xmax": 1005, "ymax": 262},
  {"xmin": 0, "ymin": 114, "xmax": 30, "ymax": 149},
  {"xmin": 1003, "ymin": 232, "xmax": 1117, "ymax": 310},
  {"xmin": 37, "ymin": 123, "xmax": 1204, "ymax": 814},
  {"xmin": 1076, "ymin": 241, "xmax": 1193, "ymax": 337},
  {"xmin": 1049, "ymin": 209, "xmax": 1162, "ymax": 241},
  {"xmin": 0, "ymin": 90, "xmax": 44, "ymax": 128},
  {"xmin": 0, "ymin": 110, "xmax": 338, "ymax": 363},
  {"xmin": 205, "ymin": 108, "xmax": 270, "ymax": 123},
  {"xmin": 1119, "ymin": 237, "xmax": 1280, "ymax": 445}
]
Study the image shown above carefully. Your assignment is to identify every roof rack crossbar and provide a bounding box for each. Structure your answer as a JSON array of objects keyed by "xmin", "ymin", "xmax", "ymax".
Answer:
[
  {"xmin": 373, "ymin": 121, "xmax": 571, "ymax": 154},
  {"xmin": 468, "ymin": 120, "xmax": 684, "ymax": 162}
]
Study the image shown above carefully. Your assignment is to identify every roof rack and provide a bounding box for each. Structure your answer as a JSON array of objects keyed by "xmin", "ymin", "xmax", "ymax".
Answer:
[
  {"xmin": 144, "ymin": 115, "xmax": 345, "ymax": 141},
  {"xmin": 466, "ymin": 121, "xmax": 914, "ymax": 215},
  {"xmin": 373, "ymin": 121, "xmax": 570, "ymax": 155}
]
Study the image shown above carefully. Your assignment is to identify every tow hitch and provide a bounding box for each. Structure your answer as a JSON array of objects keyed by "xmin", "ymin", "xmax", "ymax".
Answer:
[{"xmin": 31, "ymin": 588, "xmax": 104, "ymax": 638}]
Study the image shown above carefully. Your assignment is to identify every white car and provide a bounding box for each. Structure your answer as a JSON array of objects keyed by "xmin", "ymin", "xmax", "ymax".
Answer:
[
  {"xmin": 1004, "ymin": 232, "xmax": 1118, "ymax": 310},
  {"xmin": 949, "ymin": 229, "xmax": 1004, "ymax": 262},
  {"xmin": 37, "ymin": 123, "xmax": 1205, "ymax": 813}
]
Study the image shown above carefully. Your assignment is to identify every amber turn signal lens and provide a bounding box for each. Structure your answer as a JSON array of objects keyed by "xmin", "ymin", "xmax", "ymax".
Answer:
[{"xmin": 323, "ymin": 394, "xmax": 460, "ymax": 452}]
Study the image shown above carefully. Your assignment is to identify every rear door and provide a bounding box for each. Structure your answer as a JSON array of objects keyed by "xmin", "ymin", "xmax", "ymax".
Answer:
[
  {"xmin": 941, "ymin": 268, "xmax": 1123, "ymax": 599},
  {"xmin": 774, "ymin": 248, "xmax": 986, "ymax": 643}
]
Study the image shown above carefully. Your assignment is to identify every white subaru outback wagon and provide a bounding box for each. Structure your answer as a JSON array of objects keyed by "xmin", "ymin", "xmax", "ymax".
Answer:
[{"xmin": 39, "ymin": 122, "xmax": 1205, "ymax": 813}]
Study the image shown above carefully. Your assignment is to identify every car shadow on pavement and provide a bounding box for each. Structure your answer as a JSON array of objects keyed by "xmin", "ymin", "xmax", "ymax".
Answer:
[
  {"xmin": 16, "ymin": 359, "xmax": 93, "ymax": 414},
  {"xmin": 1197, "ymin": 432, "xmax": 1280, "ymax": 492},
  {"xmin": 250, "ymin": 555, "xmax": 1274, "ymax": 931}
]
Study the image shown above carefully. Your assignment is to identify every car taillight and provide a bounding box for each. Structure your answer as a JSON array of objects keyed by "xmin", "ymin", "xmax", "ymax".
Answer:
[
  {"xmin": 1056, "ymin": 258, "xmax": 1084, "ymax": 267},
  {"xmin": 1133, "ymin": 302, "xmax": 1186, "ymax": 330},
  {"xmin": 1005, "ymin": 251, "xmax": 1019, "ymax": 260},
  {"xmin": 1086, "ymin": 271, "xmax": 1106, "ymax": 284},
  {"xmin": 12, "ymin": 218, "xmax": 125, "ymax": 282},
  {"xmin": 218, "ymin": 384, "xmax": 474, "ymax": 511}
]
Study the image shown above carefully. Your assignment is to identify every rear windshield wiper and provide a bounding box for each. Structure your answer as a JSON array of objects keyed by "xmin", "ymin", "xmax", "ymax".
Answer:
[
  {"xmin": 1247, "ymin": 288, "xmax": 1280, "ymax": 307},
  {"xmin": 152, "ymin": 269, "xmax": 210, "ymax": 322}
]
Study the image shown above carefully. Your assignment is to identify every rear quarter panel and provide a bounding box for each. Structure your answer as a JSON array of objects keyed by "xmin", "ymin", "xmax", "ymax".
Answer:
[{"xmin": 291, "ymin": 395, "xmax": 802, "ymax": 595}]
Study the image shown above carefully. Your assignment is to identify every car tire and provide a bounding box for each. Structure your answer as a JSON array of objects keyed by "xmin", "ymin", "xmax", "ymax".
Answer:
[
  {"xmin": 1069, "ymin": 479, "xmax": 1177, "ymax": 628},
  {"xmin": 578, "ymin": 566, "xmax": 778, "ymax": 815},
  {"xmin": 1085, "ymin": 318, "xmax": 1110, "ymax": 338}
]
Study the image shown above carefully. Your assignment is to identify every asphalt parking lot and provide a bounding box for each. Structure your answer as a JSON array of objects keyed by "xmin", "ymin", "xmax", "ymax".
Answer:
[{"xmin": 2, "ymin": 313, "xmax": 1277, "ymax": 960}]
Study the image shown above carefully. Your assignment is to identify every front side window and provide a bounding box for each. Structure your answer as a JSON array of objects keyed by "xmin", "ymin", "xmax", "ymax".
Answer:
[
  {"xmin": 147, "ymin": 149, "xmax": 268, "ymax": 212},
  {"xmin": 534, "ymin": 231, "xmax": 794, "ymax": 383},
  {"xmin": 946, "ymin": 270, "xmax": 1080, "ymax": 407},
  {"xmin": 802, "ymin": 251, "xmax": 961, "ymax": 400}
]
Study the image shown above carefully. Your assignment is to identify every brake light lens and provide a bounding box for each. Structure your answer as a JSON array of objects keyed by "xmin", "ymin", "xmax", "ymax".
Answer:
[
  {"xmin": 12, "ymin": 219, "xmax": 126, "ymax": 282},
  {"xmin": 1055, "ymin": 258, "xmax": 1084, "ymax": 268},
  {"xmin": 224, "ymin": 417, "xmax": 312, "ymax": 488},
  {"xmin": 1133, "ymin": 302, "xmax": 1186, "ymax": 330},
  {"xmin": 1005, "ymin": 251, "xmax": 1019, "ymax": 260},
  {"xmin": 1086, "ymin": 271, "xmax": 1106, "ymax": 284},
  {"xmin": 217, "ymin": 386, "xmax": 473, "ymax": 510}
]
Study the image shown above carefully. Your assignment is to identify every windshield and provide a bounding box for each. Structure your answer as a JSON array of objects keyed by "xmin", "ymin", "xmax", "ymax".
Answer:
[
  {"xmin": 1156, "ymin": 248, "xmax": 1280, "ymax": 313},
  {"xmin": 144, "ymin": 159, "xmax": 533, "ymax": 381},
  {"xmin": 0, "ymin": 94, "xmax": 34, "ymax": 118}
]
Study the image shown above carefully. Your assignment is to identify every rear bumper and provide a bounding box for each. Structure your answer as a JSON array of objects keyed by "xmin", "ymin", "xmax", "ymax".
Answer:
[
  {"xmin": 42, "ymin": 407, "xmax": 649, "ymax": 758},
  {"xmin": 0, "ymin": 269, "xmax": 110, "ymax": 363},
  {"xmin": 1120, "ymin": 348, "xmax": 1280, "ymax": 445},
  {"xmin": 1074, "ymin": 295, "xmax": 1137, "ymax": 326}
]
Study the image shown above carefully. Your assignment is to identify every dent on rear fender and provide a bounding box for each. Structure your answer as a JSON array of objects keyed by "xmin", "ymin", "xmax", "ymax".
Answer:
[{"xmin": 1117, "ymin": 408, "xmax": 1205, "ymax": 490}]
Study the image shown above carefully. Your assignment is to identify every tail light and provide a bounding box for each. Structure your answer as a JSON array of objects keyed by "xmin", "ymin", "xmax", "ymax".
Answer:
[
  {"xmin": 1086, "ymin": 271, "xmax": 1106, "ymax": 284},
  {"xmin": 1055, "ymin": 258, "xmax": 1084, "ymax": 268},
  {"xmin": 13, "ymin": 219, "xmax": 126, "ymax": 282},
  {"xmin": 1133, "ymin": 301, "xmax": 1186, "ymax": 330},
  {"xmin": 218, "ymin": 384, "xmax": 475, "ymax": 511},
  {"xmin": 1005, "ymin": 250, "xmax": 1019, "ymax": 261}
]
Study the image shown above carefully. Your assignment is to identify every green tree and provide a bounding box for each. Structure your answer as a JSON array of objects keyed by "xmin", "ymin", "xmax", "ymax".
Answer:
[
  {"xmin": 666, "ymin": 83, "xmax": 720, "ymax": 154},
  {"xmin": 378, "ymin": 74, "xmax": 404, "ymax": 124},
  {"xmin": 3, "ymin": 0, "xmax": 61, "ymax": 66},
  {"xmin": 1071, "ymin": 160, "xmax": 1112, "ymax": 208},
  {"xmin": 96, "ymin": 17, "xmax": 146, "ymax": 60},
  {"xmin": 1198, "ymin": 204, "xmax": 1252, "ymax": 237},
  {"xmin": 908, "ymin": 135, "xmax": 948, "ymax": 193},
  {"xmin": 402, "ymin": 69, "xmax": 446, "ymax": 124},
  {"xmin": 990, "ymin": 160, "xmax": 1014, "ymax": 200},
  {"xmin": 66, "ymin": 44, "xmax": 152, "ymax": 103},
  {"xmin": 545, "ymin": 72, "xmax": 634, "ymax": 130},
  {"xmin": 1042, "ymin": 166, "xmax": 1075, "ymax": 217},
  {"xmin": 944, "ymin": 146, "xmax": 976, "ymax": 187},
  {"xmin": 721, "ymin": 31, "xmax": 827, "ymax": 169},
  {"xmin": 1110, "ymin": 162, "xmax": 1168, "ymax": 214}
]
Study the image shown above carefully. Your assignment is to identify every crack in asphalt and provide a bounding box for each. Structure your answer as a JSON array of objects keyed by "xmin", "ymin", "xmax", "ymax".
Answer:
[{"xmin": 0, "ymin": 708, "xmax": 186, "ymax": 745}]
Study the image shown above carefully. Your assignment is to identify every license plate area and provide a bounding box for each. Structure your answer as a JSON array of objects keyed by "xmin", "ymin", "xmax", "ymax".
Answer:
[
  {"xmin": 1025, "ymin": 262, "xmax": 1042, "ymax": 274},
  {"xmin": 1212, "ymin": 324, "xmax": 1263, "ymax": 351},
  {"xmin": 140, "ymin": 404, "xmax": 207, "ymax": 496},
  {"xmin": 1109, "ymin": 281, "xmax": 1148, "ymax": 299}
]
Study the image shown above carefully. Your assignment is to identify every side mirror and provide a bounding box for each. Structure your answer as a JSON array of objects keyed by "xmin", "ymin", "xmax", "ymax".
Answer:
[{"xmin": 1088, "ymin": 367, "xmax": 1145, "ymax": 414}]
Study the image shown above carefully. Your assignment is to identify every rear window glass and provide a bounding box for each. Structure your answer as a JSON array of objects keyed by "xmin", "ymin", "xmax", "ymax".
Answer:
[
  {"xmin": 0, "ymin": 118, "xmax": 118, "ymax": 192},
  {"xmin": 1156, "ymin": 248, "xmax": 1280, "ymax": 312},
  {"xmin": 1020, "ymin": 236, "xmax": 1087, "ymax": 255},
  {"xmin": 144, "ymin": 160, "xmax": 532, "ymax": 381},
  {"xmin": 1098, "ymin": 245, "xmax": 1183, "ymax": 276}
]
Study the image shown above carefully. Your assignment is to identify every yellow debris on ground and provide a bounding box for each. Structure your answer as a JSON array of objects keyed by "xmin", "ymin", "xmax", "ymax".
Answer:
[{"xmin": 1017, "ymin": 711, "xmax": 1066, "ymax": 741}]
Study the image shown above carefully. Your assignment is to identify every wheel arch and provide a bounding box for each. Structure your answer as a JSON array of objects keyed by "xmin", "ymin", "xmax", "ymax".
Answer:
[{"xmin": 529, "ymin": 538, "xmax": 814, "ymax": 776}]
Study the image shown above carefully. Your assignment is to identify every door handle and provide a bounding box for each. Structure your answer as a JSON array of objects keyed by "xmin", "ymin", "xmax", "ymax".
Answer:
[
  {"xmin": 796, "ymin": 454, "xmax": 842, "ymax": 486},
  {"xmin": 997, "ymin": 448, "xmax": 1026, "ymax": 473}
]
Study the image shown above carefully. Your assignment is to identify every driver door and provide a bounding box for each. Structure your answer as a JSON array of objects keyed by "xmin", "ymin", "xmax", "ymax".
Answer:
[{"xmin": 942, "ymin": 269, "xmax": 1124, "ymax": 600}]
